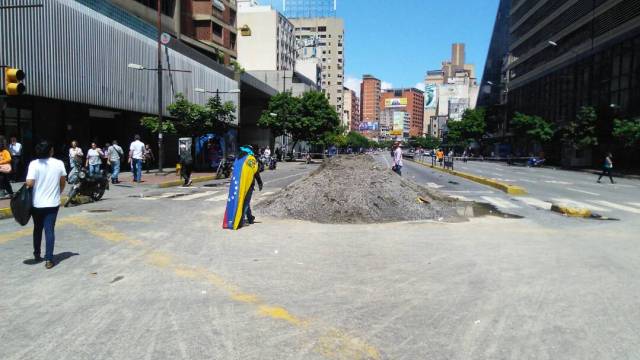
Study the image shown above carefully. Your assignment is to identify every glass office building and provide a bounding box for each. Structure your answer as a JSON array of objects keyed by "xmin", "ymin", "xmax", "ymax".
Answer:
[{"xmin": 283, "ymin": 0, "xmax": 336, "ymax": 18}]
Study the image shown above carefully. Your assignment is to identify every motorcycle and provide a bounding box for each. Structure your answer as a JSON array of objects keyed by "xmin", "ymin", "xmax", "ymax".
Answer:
[
  {"xmin": 259, "ymin": 155, "xmax": 276, "ymax": 171},
  {"xmin": 216, "ymin": 155, "xmax": 235, "ymax": 179},
  {"xmin": 64, "ymin": 164, "xmax": 110, "ymax": 207}
]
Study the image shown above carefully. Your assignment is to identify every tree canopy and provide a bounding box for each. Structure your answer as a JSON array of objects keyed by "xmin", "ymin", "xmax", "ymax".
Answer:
[
  {"xmin": 140, "ymin": 93, "xmax": 236, "ymax": 137},
  {"xmin": 445, "ymin": 108, "xmax": 486, "ymax": 146},
  {"xmin": 410, "ymin": 135, "xmax": 441, "ymax": 150},
  {"xmin": 563, "ymin": 106, "xmax": 599, "ymax": 149},
  {"xmin": 511, "ymin": 112, "xmax": 554, "ymax": 148},
  {"xmin": 258, "ymin": 91, "xmax": 341, "ymax": 149},
  {"xmin": 613, "ymin": 118, "xmax": 640, "ymax": 147}
]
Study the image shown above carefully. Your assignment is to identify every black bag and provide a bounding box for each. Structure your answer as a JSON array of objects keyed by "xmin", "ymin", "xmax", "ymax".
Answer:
[{"xmin": 10, "ymin": 184, "xmax": 32, "ymax": 226}]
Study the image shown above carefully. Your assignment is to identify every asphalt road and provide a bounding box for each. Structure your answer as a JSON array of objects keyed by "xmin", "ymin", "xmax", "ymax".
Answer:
[
  {"xmin": 381, "ymin": 154, "xmax": 640, "ymax": 224},
  {"xmin": 2, "ymin": 157, "xmax": 640, "ymax": 359}
]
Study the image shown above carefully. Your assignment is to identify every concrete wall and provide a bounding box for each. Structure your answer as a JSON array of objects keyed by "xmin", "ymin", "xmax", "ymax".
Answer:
[{"xmin": 237, "ymin": 9, "xmax": 278, "ymax": 70}]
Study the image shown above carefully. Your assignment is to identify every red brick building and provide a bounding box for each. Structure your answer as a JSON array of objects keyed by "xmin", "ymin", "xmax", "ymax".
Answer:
[
  {"xmin": 380, "ymin": 88, "xmax": 424, "ymax": 137},
  {"xmin": 360, "ymin": 74, "xmax": 381, "ymax": 123}
]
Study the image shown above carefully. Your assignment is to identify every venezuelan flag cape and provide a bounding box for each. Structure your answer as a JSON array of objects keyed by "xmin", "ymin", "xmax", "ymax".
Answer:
[{"xmin": 222, "ymin": 155, "xmax": 259, "ymax": 230}]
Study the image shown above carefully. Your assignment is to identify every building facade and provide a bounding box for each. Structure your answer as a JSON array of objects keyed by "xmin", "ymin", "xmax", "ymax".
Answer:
[
  {"xmin": 483, "ymin": 0, "xmax": 640, "ymax": 167},
  {"xmin": 360, "ymin": 75, "xmax": 381, "ymax": 124},
  {"xmin": 291, "ymin": 17, "xmax": 345, "ymax": 114},
  {"xmin": 380, "ymin": 88, "xmax": 425, "ymax": 137},
  {"xmin": 237, "ymin": 0, "xmax": 295, "ymax": 71},
  {"xmin": 342, "ymin": 87, "xmax": 360, "ymax": 131},
  {"xmin": 112, "ymin": 0, "xmax": 238, "ymax": 65}
]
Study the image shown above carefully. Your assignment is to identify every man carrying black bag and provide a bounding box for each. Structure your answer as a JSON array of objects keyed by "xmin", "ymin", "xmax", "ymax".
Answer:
[{"xmin": 25, "ymin": 141, "xmax": 67, "ymax": 269}]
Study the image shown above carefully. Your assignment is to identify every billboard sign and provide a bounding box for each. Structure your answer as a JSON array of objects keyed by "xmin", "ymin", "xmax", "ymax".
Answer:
[
  {"xmin": 393, "ymin": 112, "xmax": 405, "ymax": 135},
  {"xmin": 424, "ymin": 84, "xmax": 437, "ymax": 108},
  {"xmin": 358, "ymin": 122, "xmax": 379, "ymax": 131},
  {"xmin": 385, "ymin": 98, "xmax": 408, "ymax": 108}
]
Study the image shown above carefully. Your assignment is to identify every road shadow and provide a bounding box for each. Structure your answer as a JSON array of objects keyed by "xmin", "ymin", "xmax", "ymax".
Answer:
[{"xmin": 24, "ymin": 252, "xmax": 79, "ymax": 265}]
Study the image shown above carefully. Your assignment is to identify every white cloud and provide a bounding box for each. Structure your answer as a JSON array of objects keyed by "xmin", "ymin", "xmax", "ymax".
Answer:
[
  {"xmin": 381, "ymin": 81, "xmax": 393, "ymax": 90},
  {"xmin": 344, "ymin": 75, "xmax": 362, "ymax": 97},
  {"xmin": 414, "ymin": 82, "xmax": 426, "ymax": 91}
]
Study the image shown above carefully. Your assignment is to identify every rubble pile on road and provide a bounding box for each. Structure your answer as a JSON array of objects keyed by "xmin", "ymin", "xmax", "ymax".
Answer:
[{"xmin": 256, "ymin": 155, "xmax": 462, "ymax": 224}]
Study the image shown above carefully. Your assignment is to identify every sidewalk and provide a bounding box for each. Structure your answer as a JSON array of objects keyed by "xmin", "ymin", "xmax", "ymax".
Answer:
[{"xmin": 0, "ymin": 169, "xmax": 218, "ymax": 219}]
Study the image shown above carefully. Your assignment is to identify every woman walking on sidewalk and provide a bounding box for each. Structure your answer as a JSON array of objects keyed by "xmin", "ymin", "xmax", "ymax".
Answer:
[
  {"xmin": 26, "ymin": 141, "xmax": 67, "ymax": 269},
  {"xmin": 144, "ymin": 144, "xmax": 155, "ymax": 173},
  {"xmin": 0, "ymin": 136, "xmax": 14, "ymax": 199},
  {"xmin": 597, "ymin": 152, "xmax": 615, "ymax": 184}
]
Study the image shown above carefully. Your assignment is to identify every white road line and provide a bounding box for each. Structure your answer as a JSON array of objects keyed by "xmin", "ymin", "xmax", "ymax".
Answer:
[
  {"xmin": 173, "ymin": 191, "xmax": 219, "ymax": 201},
  {"xmin": 551, "ymin": 198, "xmax": 609, "ymax": 212},
  {"xmin": 589, "ymin": 200, "xmax": 640, "ymax": 214},
  {"xmin": 263, "ymin": 172, "xmax": 309, "ymax": 185},
  {"xmin": 629, "ymin": 203, "xmax": 640, "ymax": 208},
  {"xmin": 545, "ymin": 180, "xmax": 573, "ymax": 185},
  {"xmin": 140, "ymin": 192, "xmax": 179, "ymax": 200},
  {"xmin": 518, "ymin": 179, "xmax": 537, "ymax": 183},
  {"xmin": 517, "ymin": 197, "xmax": 553, "ymax": 210},
  {"xmin": 426, "ymin": 182, "xmax": 443, "ymax": 189},
  {"xmin": 566, "ymin": 188, "xmax": 600, "ymax": 196},
  {"xmin": 480, "ymin": 196, "xmax": 521, "ymax": 209},
  {"xmin": 205, "ymin": 194, "xmax": 229, "ymax": 202},
  {"xmin": 446, "ymin": 190, "xmax": 495, "ymax": 194},
  {"xmin": 260, "ymin": 191, "xmax": 275, "ymax": 197}
]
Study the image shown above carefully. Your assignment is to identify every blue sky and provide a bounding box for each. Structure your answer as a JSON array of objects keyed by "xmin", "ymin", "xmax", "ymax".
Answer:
[{"xmin": 261, "ymin": 0, "xmax": 500, "ymax": 94}]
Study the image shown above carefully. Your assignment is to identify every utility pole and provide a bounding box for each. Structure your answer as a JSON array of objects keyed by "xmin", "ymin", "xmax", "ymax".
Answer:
[{"xmin": 156, "ymin": 0, "xmax": 165, "ymax": 173}]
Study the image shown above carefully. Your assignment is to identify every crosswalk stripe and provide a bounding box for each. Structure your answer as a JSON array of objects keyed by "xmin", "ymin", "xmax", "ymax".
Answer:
[
  {"xmin": 205, "ymin": 194, "xmax": 229, "ymax": 202},
  {"xmin": 517, "ymin": 197, "xmax": 552, "ymax": 210},
  {"xmin": 426, "ymin": 182, "xmax": 443, "ymax": 189},
  {"xmin": 589, "ymin": 200, "xmax": 640, "ymax": 214},
  {"xmin": 629, "ymin": 203, "xmax": 640, "ymax": 208},
  {"xmin": 174, "ymin": 191, "xmax": 219, "ymax": 201},
  {"xmin": 140, "ymin": 192, "xmax": 179, "ymax": 200},
  {"xmin": 567, "ymin": 188, "xmax": 600, "ymax": 196},
  {"xmin": 551, "ymin": 199, "xmax": 609, "ymax": 212},
  {"xmin": 480, "ymin": 196, "xmax": 520, "ymax": 209}
]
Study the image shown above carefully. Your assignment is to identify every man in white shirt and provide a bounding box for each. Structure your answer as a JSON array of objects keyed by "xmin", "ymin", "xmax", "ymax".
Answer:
[
  {"xmin": 9, "ymin": 136, "xmax": 22, "ymax": 182},
  {"xmin": 26, "ymin": 141, "xmax": 67, "ymax": 269},
  {"xmin": 107, "ymin": 140, "xmax": 124, "ymax": 184},
  {"xmin": 393, "ymin": 142, "xmax": 403, "ymax": 176},
  {"xmin": 129, "ymin": 134, "xmax": 145, "ymax": 183}
]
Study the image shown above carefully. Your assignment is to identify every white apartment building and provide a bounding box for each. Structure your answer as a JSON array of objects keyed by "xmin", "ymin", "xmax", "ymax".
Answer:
[
  {"xmin": 237, "ymin": 0, "xmax": 295, "ymax": 71},
  {"xmin": 290, "ymin": 17, "xmax": 345, "ymax": 114}
]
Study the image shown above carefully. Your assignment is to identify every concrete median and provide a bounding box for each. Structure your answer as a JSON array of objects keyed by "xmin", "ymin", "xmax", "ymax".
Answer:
[
  {"xmin": 550, "ymin": 203, "xmax": 592, "ymax": 218},
  {"xmin": 411, "ymin": 159, "xmax": 528, "ymax": 196}
]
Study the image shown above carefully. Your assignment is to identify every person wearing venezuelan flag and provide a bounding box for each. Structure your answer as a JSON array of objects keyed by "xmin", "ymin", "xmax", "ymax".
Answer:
[{"xmin": 223, "ymin": 145, "xmax": 263, "ymax": 230}]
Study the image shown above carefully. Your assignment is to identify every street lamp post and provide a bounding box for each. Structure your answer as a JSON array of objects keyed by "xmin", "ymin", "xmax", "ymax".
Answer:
[{"xmin": 156, "ymin": 0, "xmax": 164, "ymax": 173}]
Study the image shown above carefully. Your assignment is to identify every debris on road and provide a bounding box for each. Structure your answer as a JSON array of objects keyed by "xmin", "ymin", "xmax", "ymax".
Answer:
[{"xmin": 256, "ymin": 155, "xmax": 463, "ymax": 224}]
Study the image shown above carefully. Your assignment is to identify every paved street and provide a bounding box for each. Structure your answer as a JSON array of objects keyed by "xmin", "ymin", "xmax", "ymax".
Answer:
[
  {"xmin": 2, "ymin": 157, "xmax": 640, "ymax": 359},
  {"xmin": 391, "ymin": 155, "xmax": 640, "ymax": 223}
]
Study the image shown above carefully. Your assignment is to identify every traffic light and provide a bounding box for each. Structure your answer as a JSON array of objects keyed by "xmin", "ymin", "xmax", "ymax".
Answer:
[{"xmin": 4, "ymin": 67, "xmax": 25, "ymax": 96}]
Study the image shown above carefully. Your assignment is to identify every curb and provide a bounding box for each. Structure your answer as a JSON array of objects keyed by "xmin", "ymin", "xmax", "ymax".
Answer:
[
  {"xmin": 0, "ymin": 195, "xmax": 93, "ymax": 221},
  {"xmin": 411, "ymin": 159, "xmax": 527, "ymax": 196},
  {"xmin": 550, "ymin": 203, "xmax": 592, "ymax": 218},
  {"xmin": 157, "ymin": 175, "xmax": 217, "ymax": 189}
]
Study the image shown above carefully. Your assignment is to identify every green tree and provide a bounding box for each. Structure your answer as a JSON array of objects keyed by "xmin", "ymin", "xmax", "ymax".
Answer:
[
  {"xmin": 409, "ymin": 135, "xmax": 441, "ymax": 149},
  {"xmin": 563, "ymin": 106, "xmax": 599, "ymax": 149},
  {"xmin": 257, "ymin": 92, "xmax": 300, "ymax": 139},
  {"xmin": 445, "ymin": 108, "xmax": 486, "ymax": 147},
  {"xmin": 140, "ymin": 115, "xmax": 177, "ymax": 135},
  {"xmin": 511, "ymin": 112, "xmax": 554, "ymax": 151},
  {"xmin": 345, "ymin": 131, "xmax": 372, "ymax": 149},
  {"xmin": 613, "ymin": 118, "xmax": 640, "ymax": 147},
  {"xmin": 291, "ymin": 91, "xmax": 341, "ymax": 147}
]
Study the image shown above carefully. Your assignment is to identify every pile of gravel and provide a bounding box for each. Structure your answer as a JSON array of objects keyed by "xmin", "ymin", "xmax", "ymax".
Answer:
[{"xmin": 255, "ymin": 155, "xmax": 462, "ymax": 224}]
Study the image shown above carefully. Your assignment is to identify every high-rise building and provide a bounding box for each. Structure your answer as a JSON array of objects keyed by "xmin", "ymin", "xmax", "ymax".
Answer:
[
  {"xmin": 380, "ymin": 88, "xmax": 425, "ymax": 137},
  {"xmin": 111, "ymin": 0, "xmax": 238, "ymax": 65},
  {"xmin": 237, "ymin": 0, "xmax": 295, "ymax": 71},
  {"xmin": 283, "ymin": 0, "xmax": 337, "ymax": 18},
  {"xmin": 482, "ymin": 0, "xmax": 640, "ymax": 167},
  {"xmin": 452, "ymin": 43, "xmax": 465, "ymax": 66},
  {"xmin": 291, "ymin": 17, "xmax": 345, "ymax": 114},
  {"xmin": 360, "ymin": 75, "xmax": 381, "ymax": 124},
  {"xmin": 342, "ymin": 87, "xmax": 360, "ymax": 131}
]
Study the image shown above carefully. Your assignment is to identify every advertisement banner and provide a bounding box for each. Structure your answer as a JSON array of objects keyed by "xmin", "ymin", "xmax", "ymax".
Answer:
[
  {"xmin": 424, "ymin": 84, "xmax": 437, "ymax": 108},
  {"xmin": 393, "ymin": 112, "xmax": 405, "ymax": 134},
  {"xmin": 358, "ymin": 122, "xmax": 379, "ymax": 131},
  {"xmin": 384, "ymin": 98, "xmax": 408, "ymax": 108}
]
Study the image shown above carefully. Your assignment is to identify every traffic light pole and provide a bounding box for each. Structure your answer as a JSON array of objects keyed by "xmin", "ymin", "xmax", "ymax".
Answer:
[{"xmin": 156, "ymin": 0, "xmax": 165, "ymax": 174}]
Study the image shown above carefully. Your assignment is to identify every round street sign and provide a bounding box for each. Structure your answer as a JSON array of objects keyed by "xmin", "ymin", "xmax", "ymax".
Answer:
[{"xmin": 160, "ymin": 32, "xmax": 171, "ymax": 45}]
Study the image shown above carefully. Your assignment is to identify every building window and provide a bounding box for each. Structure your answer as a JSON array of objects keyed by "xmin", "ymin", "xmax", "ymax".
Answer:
[
  {"xmin": 318, "ymin": 26, "xmax": 327, "ymax": 32},
  {"xmin": 212, "ymin": 22, "xmax": 223, "ymax": 38}
]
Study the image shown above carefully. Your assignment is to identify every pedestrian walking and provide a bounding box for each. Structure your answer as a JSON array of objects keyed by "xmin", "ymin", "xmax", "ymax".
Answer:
[
  {"xmin": 85, "ymin": 142, "xmax": 104, "ymax": 176},
  {"xmin": 107, "ymin": 140, "xmax": 124, "ymax": 184},
  {"xmin": 597, "ymin": 152, "xmax": 615, "ymax": 184},
  {"xmin": 68, "ymin": 140, "xmax": 83, "ymax": 170},
  {"xmin": 0, "ymin": 136, "xmax": 14, "ymax": 198},
  {"xmin": 26, "ymin": 141, "xmax": 67, "ymax": 269},
  {"xmin": 392, "ymin": 142, "xmax": 403, "ymax": 176},
  {"xmin": 143, "ymin": 144, "xmax": 155, "ymax": 173},
  {"xmin": 179, "ymin": 144, "xmax": 193, "ymax": 186},
  {"xmin": 129, "ymin": 135, "xmax": 145, "ymax": 183},
  {"xmin": 437, "ymin": 149, "xmax": 444, "ymax": 166},
  {"xmin": 222, "ymin": 145, "xmax": 262, "ymax": 230},
  {"xmin": 9, "ymin": 136, "xmax": 22, "ymax": 181}
]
